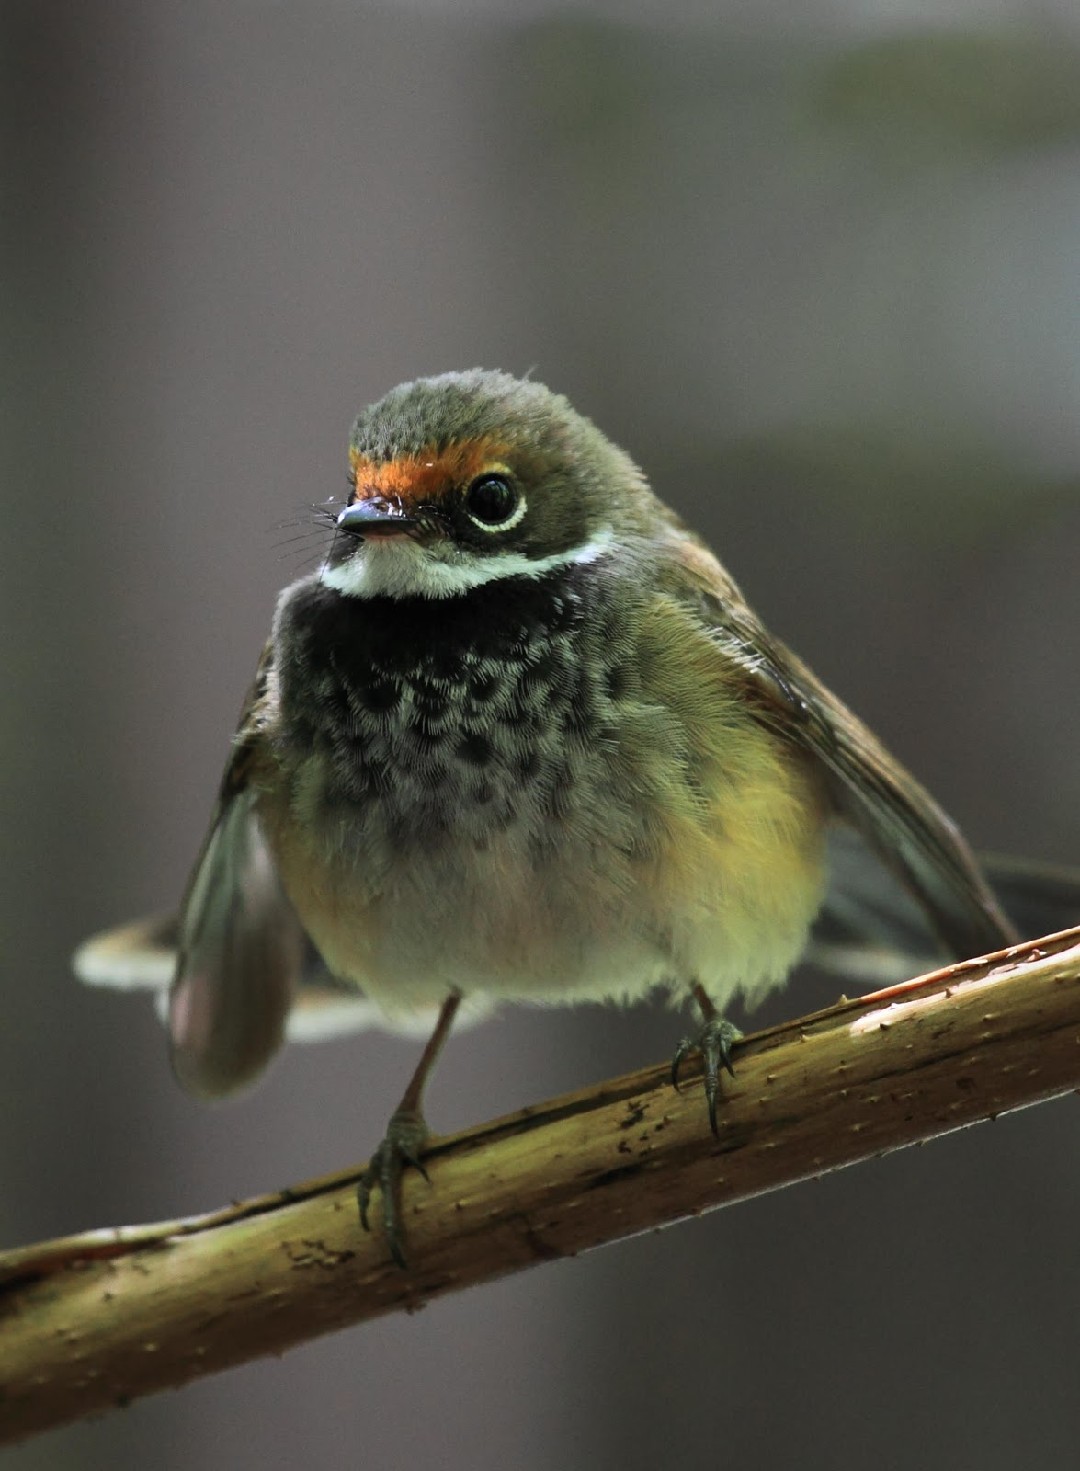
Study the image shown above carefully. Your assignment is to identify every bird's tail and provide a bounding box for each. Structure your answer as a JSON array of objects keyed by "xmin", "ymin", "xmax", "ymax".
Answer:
[{"xmin": 810, "ymin": 827, "xmax": 1080, "ymax": 985}]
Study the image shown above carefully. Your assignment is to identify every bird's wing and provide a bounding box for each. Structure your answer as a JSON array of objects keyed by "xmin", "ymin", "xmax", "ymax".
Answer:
[
  {"xmin": 660, "ymin": 528, "xmax": 1017, "ymax": 962},
  {"xmin": 164, "ymin": 640, "xmax": 307, "ymax": 1098}
]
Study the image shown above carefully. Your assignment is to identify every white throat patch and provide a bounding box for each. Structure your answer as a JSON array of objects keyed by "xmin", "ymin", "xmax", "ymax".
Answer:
[{"xmin": 320, "ymin": 527, "xmax": 615, "ymax": 600}]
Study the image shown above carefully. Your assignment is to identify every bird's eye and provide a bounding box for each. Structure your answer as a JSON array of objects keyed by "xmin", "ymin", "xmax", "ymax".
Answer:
[{"xmin": 463, "ymin": 473, "xmax": 524, "ymax": 531}]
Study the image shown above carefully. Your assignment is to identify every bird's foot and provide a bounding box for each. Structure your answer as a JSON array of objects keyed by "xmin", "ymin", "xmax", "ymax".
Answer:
[
  {"xmin": 357, "ymin": 1108, "xmax": 430, "ymax": 1268},
  {"xmin": 671, "ymin": 1017, "xmax": 742, "ymax": 1136}
]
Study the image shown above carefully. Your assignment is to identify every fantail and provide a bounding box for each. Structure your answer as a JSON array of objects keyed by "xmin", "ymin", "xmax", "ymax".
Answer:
[{"xmin": 76, "ymin": 369, "xmax": 1080, "ymax": 1265}]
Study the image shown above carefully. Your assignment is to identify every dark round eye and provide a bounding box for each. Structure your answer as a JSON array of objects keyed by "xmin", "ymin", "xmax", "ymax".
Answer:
[{"xmin": 463, "ymin": 473, "xmax": 523, "ymax": 530}]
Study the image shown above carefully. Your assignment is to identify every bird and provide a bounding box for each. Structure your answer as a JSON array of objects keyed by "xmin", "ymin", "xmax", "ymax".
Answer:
[{"xmin": 75, "ymin": 368, "xmax": 1077, "ymax": 1265}]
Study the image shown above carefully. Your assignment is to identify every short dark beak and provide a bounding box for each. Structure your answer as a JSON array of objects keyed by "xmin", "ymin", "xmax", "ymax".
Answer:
[{"xmin": 336, "ymin": 500, "xmax": 417, "ymax": 538}]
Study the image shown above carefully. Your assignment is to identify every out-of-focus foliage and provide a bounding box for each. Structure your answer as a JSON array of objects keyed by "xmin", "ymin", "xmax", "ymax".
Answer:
[{"xmin": 819, "ymin": 29, "xmax": 1080, "ymax": 158}]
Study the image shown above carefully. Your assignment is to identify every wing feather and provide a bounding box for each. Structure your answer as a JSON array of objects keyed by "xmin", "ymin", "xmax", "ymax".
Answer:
[
  {"xmin": 166, "ymin": 642, "xmax": 303, "ymax": 1098},
  {"xmin": 168, "ymin": 785, "xmax": 302, "ymax": 1098},
  {"xmin": 661, "ymin": 529, "xmax": 1017, "ymax": 961}
]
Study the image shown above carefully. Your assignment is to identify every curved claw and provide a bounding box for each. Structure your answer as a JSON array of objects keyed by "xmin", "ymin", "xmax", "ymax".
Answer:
[
  {"xmin": 357, "ymin": 1109, "xmax": 430, "ymax": 1268},
  {"xmin": 669, "ymin": 1017, "xmax": 742, "ymax": 1137},
  {"xmin": 671, "ymin": 1036, "xmax": 694, "ymax": 1091}
]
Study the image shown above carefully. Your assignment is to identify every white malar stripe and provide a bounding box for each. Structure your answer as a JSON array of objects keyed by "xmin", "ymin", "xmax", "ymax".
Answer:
[{"xmin": 321, "ymin": 527, "xmax": 615, "ymax": 600}]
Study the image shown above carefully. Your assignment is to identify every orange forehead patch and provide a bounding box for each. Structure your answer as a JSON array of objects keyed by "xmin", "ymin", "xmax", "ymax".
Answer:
[{"xmin": 349, "ymin": 437, "xmax": 510, "ymax": 508}]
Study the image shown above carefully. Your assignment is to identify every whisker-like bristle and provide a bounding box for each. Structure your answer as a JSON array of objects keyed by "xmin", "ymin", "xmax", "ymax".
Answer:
[
  {"xmin": 272, "ymin": 530, "xmax": 330, "ymax": 550},
  {"xmin": 268, "ymin": 499, "xmax": 344, "ymax": 568},
  {"xmin": 283, "ymin": 548, "xmax": 331, "ymax": 572}
]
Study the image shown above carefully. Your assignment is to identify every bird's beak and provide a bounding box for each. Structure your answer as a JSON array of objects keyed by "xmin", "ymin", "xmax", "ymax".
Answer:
[{"xmin": 336, "ymin": 499, "xmax": 418, "ymax": 539}]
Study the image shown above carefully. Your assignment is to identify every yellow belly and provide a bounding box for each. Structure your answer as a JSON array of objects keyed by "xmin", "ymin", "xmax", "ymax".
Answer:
[{"xmin": 260, "ymin": 701, "xmax": 826, "ymax": 1021}]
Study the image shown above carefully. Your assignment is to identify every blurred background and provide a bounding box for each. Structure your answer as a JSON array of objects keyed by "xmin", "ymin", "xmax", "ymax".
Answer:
[{"xmin": 6, "ymin": 0, "xmax": 1080, "ymax": 1466}]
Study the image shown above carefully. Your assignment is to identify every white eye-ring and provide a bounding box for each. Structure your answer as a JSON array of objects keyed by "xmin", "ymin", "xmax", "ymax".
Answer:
[{"xmin": 463, "ymin": 470, "xmax": 526, "ymax": 532}]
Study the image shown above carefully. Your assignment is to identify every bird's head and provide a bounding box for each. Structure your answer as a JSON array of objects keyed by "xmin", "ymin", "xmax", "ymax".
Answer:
[{"xmin": 320, "ymin": 370, "xmax": 651, "ymax": 600}]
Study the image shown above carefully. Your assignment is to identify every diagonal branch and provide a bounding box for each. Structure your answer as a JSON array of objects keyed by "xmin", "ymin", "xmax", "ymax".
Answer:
[{"xmin": 3, "ymin": 927, "xmax": 1080, "ymax": 1445}]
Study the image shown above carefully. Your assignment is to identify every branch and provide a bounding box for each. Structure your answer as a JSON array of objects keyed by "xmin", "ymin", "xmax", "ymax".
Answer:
[{"xmin": 4, "ymin": 927, "xmax": 1080, "ymax": 1444}]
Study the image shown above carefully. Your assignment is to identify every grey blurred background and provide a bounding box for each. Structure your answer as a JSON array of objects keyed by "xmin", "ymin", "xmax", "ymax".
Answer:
[{"xmin": 6, "ymin": 1, "xmax": 1080, "ymax": 1467}]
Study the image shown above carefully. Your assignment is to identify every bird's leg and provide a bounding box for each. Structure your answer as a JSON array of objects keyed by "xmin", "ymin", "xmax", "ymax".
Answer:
[
  {"xmin": 671, "ymin": 982, "xmax": 742, "ymax": 1137},
  {"xmin": 358, "ymin": 987, "xmax": 462, "ymax": 1267}
]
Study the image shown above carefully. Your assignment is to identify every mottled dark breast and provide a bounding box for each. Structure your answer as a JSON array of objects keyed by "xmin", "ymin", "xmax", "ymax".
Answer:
[{"xmin": 272, "ymin": 565, "xmax": 638, "ymax": 849}]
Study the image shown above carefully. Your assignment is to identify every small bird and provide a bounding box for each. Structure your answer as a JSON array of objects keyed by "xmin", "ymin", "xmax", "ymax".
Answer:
[{"xmin": 75, "ymin": 369, "xmax": 1075, "ymax": 1264}]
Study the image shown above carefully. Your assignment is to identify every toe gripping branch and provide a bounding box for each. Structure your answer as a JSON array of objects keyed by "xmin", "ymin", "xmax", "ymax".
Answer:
[
  {"xmin": 358, "ymin": 988, "xmax": 738, "ymax": 1267},
  {"xmin": 357, "ymin": 1109, "xmax": 430, "ymax": 1270},
  {"xmin": 357, "ymin": 989, "xmax": 462, "ymax": 1269},
  {"xmin": 671, "ymin": 1017, "xmax": 741, "ymax": 1136}
]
